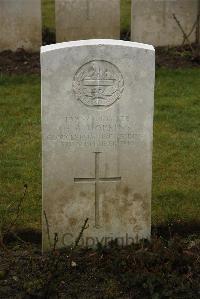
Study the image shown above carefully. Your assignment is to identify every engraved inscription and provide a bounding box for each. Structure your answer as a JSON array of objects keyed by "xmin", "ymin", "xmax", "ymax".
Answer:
[
  {"xmin": 74, "ymin": 152, "xmax": 121, "ymax": 228},
  {"xmin": 46, "ymin": 114, "xmax": 144, "ymax": 149},
  {"xmin": 73, "ymin": 60, "xmax": 124, "ymax": 108}
]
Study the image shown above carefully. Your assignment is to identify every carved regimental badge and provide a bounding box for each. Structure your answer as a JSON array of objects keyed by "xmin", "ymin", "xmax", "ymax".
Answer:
[{"xmin": 73, "ymin": 60, "xmax": 124, "ymax": 108}]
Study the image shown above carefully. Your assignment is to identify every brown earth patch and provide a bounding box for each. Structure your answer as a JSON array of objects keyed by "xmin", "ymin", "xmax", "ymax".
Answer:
[
  {"xmin": 0, "ymin": 221, "xmax": 200, "ymax": 298},
  {"xmin": 0, "ymin": 44, "xmax": 199, "ymax": 76},
  {"xmin": 156, "ymin": 44, "xmax": 200, "ymax": 69},
  {"xmin": 0, "ymin": 49, "xmax": 40, "ymax": 75}
]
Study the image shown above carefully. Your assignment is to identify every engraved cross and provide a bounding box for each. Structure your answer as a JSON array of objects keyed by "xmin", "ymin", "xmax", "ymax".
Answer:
[{"xmin": 74, "ymin": 152, "xmax": 121, "ymax": 228}]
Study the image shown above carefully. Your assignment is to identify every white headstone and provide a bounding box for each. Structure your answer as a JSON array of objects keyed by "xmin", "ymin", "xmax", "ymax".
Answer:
[
  {"xmin": 0, "ymin": 0, "xmax": 41, "ymax": 52},
  {"xmin": 41, "ymin": 40, "xmax": 155, "ymax": 250},
  {"xmin": 131, "ymin": 0, "xmax": 198, "ymax": 46},
  {"xmin": 55, "ymin": 0, "xmax": 120, "ymax": 42}
]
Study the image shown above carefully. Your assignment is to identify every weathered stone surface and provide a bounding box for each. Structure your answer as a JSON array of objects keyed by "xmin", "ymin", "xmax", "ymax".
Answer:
[
  {"xmin": 55, "ymin": 0, "xmax": 120, "ymax": 42},
  {"xmin": 131, "ymin": 0, "xmax": 198, "ymax": 46},
  {"xmin": 0, "ymin": 0, "xmax": 41, "ymax": 52},
  {"xmin": 41, "ymin": 40, "xmax": 155, "ymax": 250}
]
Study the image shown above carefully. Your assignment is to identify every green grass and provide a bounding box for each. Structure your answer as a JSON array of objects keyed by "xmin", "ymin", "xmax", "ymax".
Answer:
[
  {"xmin": 0, "ymin": 68, "xmax": 200, "ymax": 230},
  {"xmin": 0, "ymin": 75, "xmax": 41, "ymax": 230},
  {"xmin": 153, "ymin": 68, "xmax": 200, "ymax": 224},
  {"xmin": 42, "ymin": 0, "xmax": 55, "ymax": 31},
  {"xmin": 42, "ymin": 0, "xmax": 131, "ymax": 33},
  {"xmin": 121, "ymin": 0, "xmax": 131, "ymax": 33}
]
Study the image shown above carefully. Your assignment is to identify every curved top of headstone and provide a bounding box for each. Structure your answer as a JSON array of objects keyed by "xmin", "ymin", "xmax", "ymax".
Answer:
[{"xmin": 41, "ymin": 39, "xmax": 154, "ymax": 54}]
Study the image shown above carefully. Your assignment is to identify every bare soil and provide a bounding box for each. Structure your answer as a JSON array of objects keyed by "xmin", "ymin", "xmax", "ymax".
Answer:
[
  {"xmin": 0, "ymin": 221, "xmax": 200, "ymax": 299},
  {"xmin": 0, "ymin": 49, "xmax": 40, "ymax": 75},
  {"xmin": 0, "ymin": 44, "xmax": 199, "ymax": 76},
  {"xmin": 156, "ymin": 44, "xmax": 200, "ymax": 69}
]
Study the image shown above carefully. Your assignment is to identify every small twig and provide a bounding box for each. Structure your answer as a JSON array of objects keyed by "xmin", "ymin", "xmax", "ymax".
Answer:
[
  {"xmin": 181, "ymin": 16, "xmax": 199, "ymax": 45},
  {"xmin": 43, "ymin": 210, "xmax": 52, "ymax": 249},
  {"xmin": 197, "ymin": 15, "xmax": 200, "ymax": 46},
  {"xmin": 124, "ymin": 30, "xmax": 130, "ymax": 41},
  {"xmin": 196, "ymin": 0, "xmax": 200, "ymax": 45},
  {"xmin": 53, "ymin": 233, "xmax": 58, "ymax": 251},
  {"xmin": 44, "ymin": 219, "xmax": 89, "ymax": 298},
  {"xmin": 41, "ymin": 218, "xmax": 89, "ymax": 298},
  {"xmin": 0, "ymin": 238, "xmax": 10, "ymax": 253},
  {"xmin": 173, "ymin": 13, "xmax": 194, "ymax": 54},
  {"xmin": 3, "ymin": 184, "xmax": 28, "ymax": 238},
  {"xmin": 10, "ymin": 231, "xmax": 27, "ymax": 245},
  {"xmin": 72, "ymin": 218, "xmax": 89, "ymax": 250}
]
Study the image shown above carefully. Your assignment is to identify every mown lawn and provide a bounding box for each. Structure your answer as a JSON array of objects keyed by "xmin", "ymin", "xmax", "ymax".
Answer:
[
  {"xmin": 0, "ymin": 68, "xmax": 199, "ymax": 230},
  {"xmin": 0, "ymin": 75, "xmax": 41, "ymax": 230},
  {"xmin": 153, "ymin": 68, "xmax": 200, "ymax": 223}
]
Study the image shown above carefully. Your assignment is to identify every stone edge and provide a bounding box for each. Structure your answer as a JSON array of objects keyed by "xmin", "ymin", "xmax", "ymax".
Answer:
[{"xmin": 41, "ymin": 39, "xmax": 155, "ymax": 54}]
